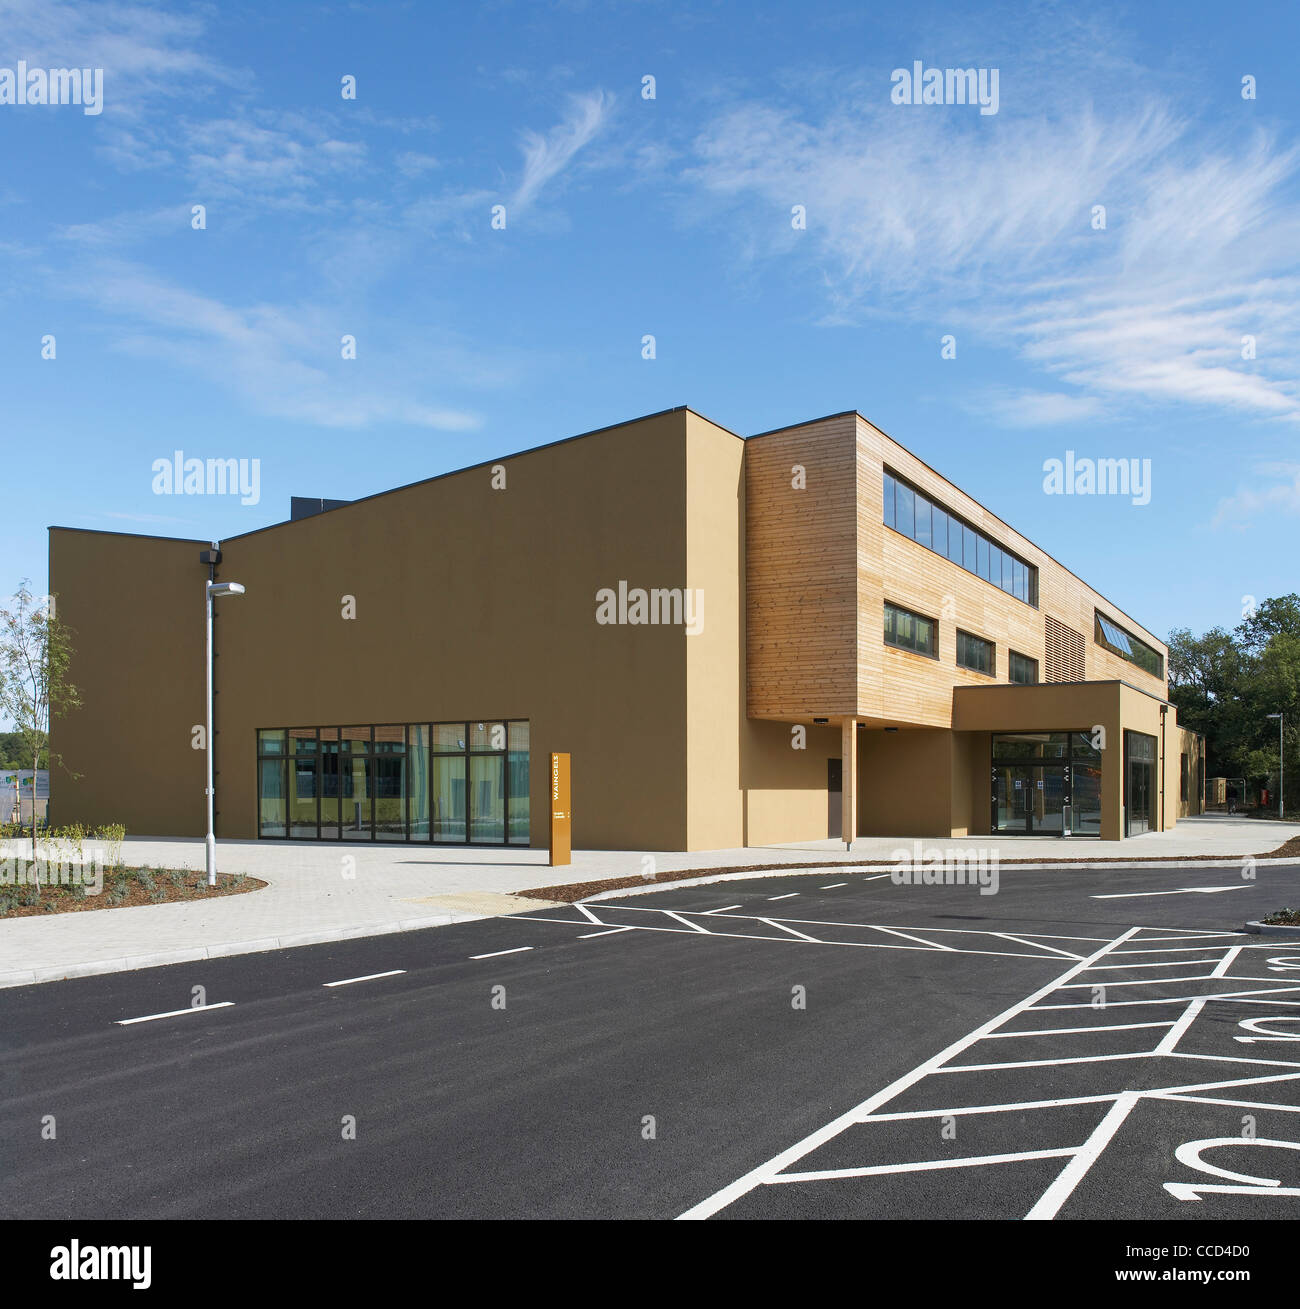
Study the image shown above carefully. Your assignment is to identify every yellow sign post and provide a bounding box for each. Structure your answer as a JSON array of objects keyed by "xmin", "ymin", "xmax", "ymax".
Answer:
[{"xmin": 549, "ymin": 752, "xmax": 571, "ymax": 866}]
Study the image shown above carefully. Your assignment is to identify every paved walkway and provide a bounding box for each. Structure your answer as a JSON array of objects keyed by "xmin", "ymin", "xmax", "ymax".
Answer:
[{"xmin": 1, "ymin": 815, "xmax": 1295, "ymax": 987}]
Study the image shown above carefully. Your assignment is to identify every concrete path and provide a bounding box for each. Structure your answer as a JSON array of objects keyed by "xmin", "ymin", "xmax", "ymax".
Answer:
[{"xmin": 1, "ymin": 814, "xmax": 1295, "ymax": 987}]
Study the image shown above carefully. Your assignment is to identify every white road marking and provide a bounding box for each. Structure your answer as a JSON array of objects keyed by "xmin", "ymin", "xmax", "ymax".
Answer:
[
  {"xmin": 517, "ymin": 913, "xmax": 1081, "ymax": 961},
  {"xmin": 662, "ymin": 910, "xmax": 710, "ymax": 933},
  {"xmin": 578, "ymin": 927, "xmax": 635, "ymax": 939},
  {"xmin": 1166, "ymin": 1182, "xmax": 1300, "ymax": 1201},
  {"xmin": 1088, "ymin": 957, "xmax": 1224, "ymax": 970},
  {"xmin": 757, "ymin": 917, "xmax": 820, "ymax": 942},
  {"xmin": 1211, "ymin": 946, "xmax": 1245, "ymax": 979},
  {"xmin": 766, "ymin": 893, "xmax": 799, "ymax": 901},
  {"xmin": 1025, "ymin": 1093, "xmax": 1141, "ymax": 1220},
  {"xmin": 115, "ymin": 1002, "xmax": 234, "ymax": 1026},
  {"xmin": 322, "ymin": 970, "xmax": 405, "ymax": 988},
  {"xmin": 1153, "ymin": 997, "xmax": 1205, "ymax": 1054},
  {"xmin": 770, "ymin": 1147, "xmax": 1079, "ymax": 1184},
  {"xmin": 676, "ymin": 926, "xmax": 1141, "ymax": 1220},
  {"xmin": 867, "ymin": 925, "xmax": 956, "ymax": 951},
  {"xmin": 984, "ymin": 1020, "xmax": 1175, "ymax": 1038},
  {"xmin": 572, "ymin": 902, "xmax": 602, "ymax": 924},
  {"xmin": 469, "ymin": 947, "xmax": 533, "ymax": 959},
  {"xmin": 820, "ymin": 883, "xmax": 847, "ymax": 889},
  {"xmin": 702, "ymin": 905, "xmax": 743, "ymax": 914},
  {"xmin": 992, "ymin": 933, "xmax": 1084, "ymax": 961},
  {"xmin": 1092, "ymin": 886, "xmax": 1249, "ymax": 900}
]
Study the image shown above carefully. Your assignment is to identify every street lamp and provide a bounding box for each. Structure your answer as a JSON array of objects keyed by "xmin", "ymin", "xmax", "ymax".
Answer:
[
  {"xmin": 206, "ymin": 577, "xmax": 245, "ymax": 886},
  {"xmin": 1266, "ymin": 712, "xmax": 1284, "ymax": 820}
]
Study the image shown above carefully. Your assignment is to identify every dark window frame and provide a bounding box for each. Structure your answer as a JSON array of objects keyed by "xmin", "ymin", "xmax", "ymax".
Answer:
[
  {"xmin": 883, "ymin": 467, "xmax": 1039, "ymax": 608},
  {"xmin": 883, "ymin": 600, "xmax": 939, "ymax": 660},
  {"xmin": 1008, "ymin": 650, "xmax": 1039, "ymax": 685},
  {"xmin": 256, "ymin": 718, "xmax": 529, "ymax": 846},
  {"xmin": 956, "ymin": 629, "xmax": 996, "ymax": 677}
]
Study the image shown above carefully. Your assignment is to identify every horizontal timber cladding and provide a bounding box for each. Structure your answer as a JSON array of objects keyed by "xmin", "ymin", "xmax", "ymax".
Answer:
[
  {"xmin": 746, "ymin": 413, "xmax": 859, "ymax": 718},
  {"xmin": 1044, "ymin": 615, "xmax": 1087, "ymax": 682},
  {"xmin": 745, "ymin": 411, "xmax": 1169, "ymax": 729}
]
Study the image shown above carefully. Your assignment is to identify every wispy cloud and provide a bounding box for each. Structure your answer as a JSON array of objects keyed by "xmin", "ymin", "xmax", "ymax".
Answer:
[
  {"xmin": 1213, "ymin": 462, "xmax": 1300, "ymax": 527},
  {"xmin": 683, "ymin": 67, "xmax": 1300, "ymax": 425},
  {"xmin": 78, "ymin": 261, "xmax": 483, "ymax": 432},
  {"xmin": 510, "ymin": 90, "xmax": 613, "ymax": 211}
]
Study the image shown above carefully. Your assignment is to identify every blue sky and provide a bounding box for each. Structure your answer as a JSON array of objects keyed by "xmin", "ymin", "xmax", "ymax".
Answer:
[{"xmin": 2, "ymin": 0, "xmax": 1298, "ymax": 646}]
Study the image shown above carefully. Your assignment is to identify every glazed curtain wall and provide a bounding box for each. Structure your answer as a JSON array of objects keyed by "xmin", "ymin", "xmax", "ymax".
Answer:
[{"xmin": 256, "ymin": 721, "xmax": 530, "ymax": 844}]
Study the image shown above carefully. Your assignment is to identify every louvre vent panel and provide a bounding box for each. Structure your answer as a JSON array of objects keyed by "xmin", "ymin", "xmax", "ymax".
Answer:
[{"xmin": 1044, "ymin": 615, "xmax": 1085, "ymax": 682}]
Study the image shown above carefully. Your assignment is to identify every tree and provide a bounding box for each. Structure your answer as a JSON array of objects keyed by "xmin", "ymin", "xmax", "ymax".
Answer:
[{"xmin": 0, "ymin": 582, "xmax": 80, "ymax": 860}]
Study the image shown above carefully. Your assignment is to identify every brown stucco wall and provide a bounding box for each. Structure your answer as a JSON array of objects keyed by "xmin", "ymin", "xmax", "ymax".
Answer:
[{"xmin": 49, "ymin": 529, "xmax": 209, "ymax": 836}]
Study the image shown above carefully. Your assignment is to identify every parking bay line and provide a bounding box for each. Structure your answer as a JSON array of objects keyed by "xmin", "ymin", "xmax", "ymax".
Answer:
[
  {"xmin": 676, "ymin": 925, "xmax": 1143, "ymax": 1220},
  {"xmin": 115, "ymin": 1002, "xmax": 234, "ymax": 1026},
  {"xmin": 469, "ymin": 947, "xmax": 534, "ymax": 960}
]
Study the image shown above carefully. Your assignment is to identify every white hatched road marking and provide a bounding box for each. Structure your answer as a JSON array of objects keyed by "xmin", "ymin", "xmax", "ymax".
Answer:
[
  {"xmin": 517, "ymin": 903, "xmax": 1103, "ymax": 963},
  {"xmin": 678, "ymin": 925, "xmax": 1300, "ymax": 1220}
]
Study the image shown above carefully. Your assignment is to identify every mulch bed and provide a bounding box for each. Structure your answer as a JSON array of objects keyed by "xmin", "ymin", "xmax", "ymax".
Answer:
[
  {"xmin": 0, "ymin": 868, "xmax": 265, "ymax": 918},
  {"xmin": 519, "ymin": 834, "xmax": 1300, "ymax": 904}
]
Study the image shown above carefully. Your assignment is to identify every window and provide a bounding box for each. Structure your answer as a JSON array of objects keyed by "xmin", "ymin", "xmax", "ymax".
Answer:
[
  {"xmin": 1095, "ymin": 611, "xmax": 1164, "ymax": 679},
  {"xmin": 957, "ymin": 630, "xmax": 995, "ymax": 676},
  {"xmin": 884, "ymin": 601, "xmax": 937, "ymax": 658},
  {"xmin": 258, "ymin": 720, "xmax": 530, "ymax": 844},
  {"xmin": 881, "ymin": 470, "xmax": 1039, "ymax": 605},
  {"xmin": 1181, "ymin": 753, "xmax": 1189, "ymax": 802},
  {"xmin": 1008, "ymin": 650, "xmax": 1039, "ymax": 684}
]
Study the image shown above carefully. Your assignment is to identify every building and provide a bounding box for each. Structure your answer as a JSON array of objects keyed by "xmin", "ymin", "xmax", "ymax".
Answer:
[{"xmin": 49, "ymin": 407, "xmax": 1203, "ymax": 850}]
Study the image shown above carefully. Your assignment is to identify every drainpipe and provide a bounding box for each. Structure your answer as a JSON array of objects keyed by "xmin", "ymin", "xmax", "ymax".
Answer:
[{"xmin": 1159, "ymin": 704, "xmax": 1168, "ymax": 830}]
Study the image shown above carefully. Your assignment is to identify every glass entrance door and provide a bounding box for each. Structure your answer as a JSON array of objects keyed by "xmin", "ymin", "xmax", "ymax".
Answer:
[{"xmin": 992, "ymin": 764, "xmax": 1066, "ymax": 834}]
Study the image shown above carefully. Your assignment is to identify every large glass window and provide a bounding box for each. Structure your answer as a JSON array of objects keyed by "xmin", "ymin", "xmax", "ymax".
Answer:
[
  {"xmin": 258, "ymin": 758, "xmax": 287, "ymax": 837},
  {"xmin": 433, "ymin": 754, "xmax": 467, "ymax": 843},
  {"xmin": 409, "ymin": 725, "xmax": 431, "ymax": 841},
  {"xmin": 882, "ymin": 468, "xmax": 1038, "ymax": 606},
  {"xmin": 957, "ymin": 630, "xmax": 994, "ymax": 676},
  {"xmin": 508, "ymin": 721, "xmax": 530, "ymax": 845},
  {"xmin": 884, "ymin": 601, "xmax": 937, "ymax": 658},
  {"xmin": 289, "ymin": 729, "xmax": 318, "ymax": 838},
  {"xmin": 1095, "ymin": 612, "xmax": 1164, "ymax": 679},
  {"xmin": 258, "ymin": 719, "xmax": 529, "ymax": 845}
]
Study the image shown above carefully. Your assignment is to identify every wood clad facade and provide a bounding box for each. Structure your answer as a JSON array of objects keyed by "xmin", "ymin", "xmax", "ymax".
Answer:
[{"xmin": 746, "ymin": 410, "xmax": 1170, "ymax": 728}]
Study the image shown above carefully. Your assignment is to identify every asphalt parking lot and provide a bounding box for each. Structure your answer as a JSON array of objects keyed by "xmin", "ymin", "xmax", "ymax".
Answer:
[{"xmin": 2, "ymin": 858, "xmax": 1299, "ymax": 1221}]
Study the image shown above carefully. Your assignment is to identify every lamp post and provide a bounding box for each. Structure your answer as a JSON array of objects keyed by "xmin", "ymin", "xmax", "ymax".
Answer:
[
  {"xmin": 1267, "ymin": 712, "xmax": 1284, "ymax": 820},
  {"xmin": 206, "ymin": 578, "xmax": 245, "ymax": 886}
]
